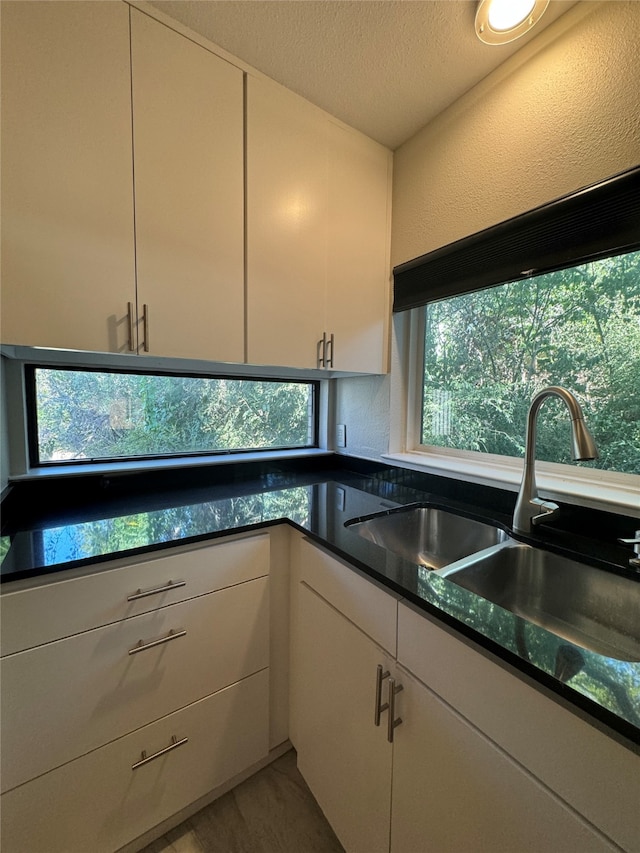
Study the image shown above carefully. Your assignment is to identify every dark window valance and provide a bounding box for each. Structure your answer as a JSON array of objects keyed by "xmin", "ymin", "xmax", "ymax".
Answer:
[{"xmin": 393, "ymin": 165, "xmax": 640, "ymax": 313}]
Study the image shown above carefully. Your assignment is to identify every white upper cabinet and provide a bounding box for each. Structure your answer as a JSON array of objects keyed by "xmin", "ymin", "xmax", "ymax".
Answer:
[
  {"xmin": 325, "ymin": 120, "xmax": 391, "ymax": 374},
  {"xmin": 130, "ymin": 10, "xmax": 244, "ymax": 363},
  {"xmin": 2, "ymin": 5, "xmax": 388, "ymax": 372},
  {"xmin": 246, "ymin": 74, "xmax": 391, "ymax": 373},
  {"xmin": 246, "ymin": 76, "xmax": 328, "ymax": 370},
  {"xmin": 1, "ymin": 4, "xmax": 244, "ymax": 363},
  {"xmin": 0, "ymin": 1, "xmax": 136, "ymax": 353}
]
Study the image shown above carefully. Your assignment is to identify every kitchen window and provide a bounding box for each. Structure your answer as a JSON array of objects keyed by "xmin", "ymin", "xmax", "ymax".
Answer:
[
  {"xmin": 28, "ymin": 367, "xmax": 317, "ymax": 465},
  {"xmin": 415, "ymin": 249, "xmax": 640, "ymax": 476},
  {"xmin": 392, "ymin": 167, "xmax": 640, "ymax": 501}
]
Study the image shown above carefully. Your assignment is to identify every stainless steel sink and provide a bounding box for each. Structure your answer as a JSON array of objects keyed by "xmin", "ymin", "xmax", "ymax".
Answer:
[
  {"xmin": 439, "ymin": 542, "xmax": 640, "ymax": 661},
  {"xmin": 345, "ymin": 505, "xmax": 507, "ymax": 570}
]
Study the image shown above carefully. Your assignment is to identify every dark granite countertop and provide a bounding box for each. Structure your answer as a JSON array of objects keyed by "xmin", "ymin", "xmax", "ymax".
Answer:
[{"xmin": 1, "ymin": 454, "xmax": 639, "ymax": 748}]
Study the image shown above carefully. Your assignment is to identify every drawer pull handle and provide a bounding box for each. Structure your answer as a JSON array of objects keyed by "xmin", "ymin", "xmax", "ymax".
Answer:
[
  {"xmin": 132, "ymin": 735, "xmax": 188, "ymax": 770},
  {"xmin": 128, "ymin": 628, "xmax": 186, "ymax": 655},
  {"xmin": 374, "ymin": 664, "xmax": 390, "ymax": 726},
  {"xmin": 387, "ymin": 677, "xmax": 403, "ymax": 743},
  {"xmin": 127, "ymin": 580, "xmax": 186, "ymax": 602}
]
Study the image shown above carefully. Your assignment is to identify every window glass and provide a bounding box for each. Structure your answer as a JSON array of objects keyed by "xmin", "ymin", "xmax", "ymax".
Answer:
[
  {"xmin": 32, "ymin": 368, "xmax": 316, "ymax": 463},
  {"xmin": 420, "ymin": 249, "xmax": 640, "ymax": 474}
]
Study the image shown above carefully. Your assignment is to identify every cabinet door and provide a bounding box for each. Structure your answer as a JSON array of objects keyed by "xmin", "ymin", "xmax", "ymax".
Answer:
[
  {"xmin": 130, "ymin": 9, "xmax": 244, "ymax": 362},
  {"xmin": 0, "ymin": 1, "xmax": 136, "ymax": 352},
  {"xmin": 293, "ymin": 582, "xmax": 393, "ymax": 853},
  {"xmin": 246, "ymin": 74, "xmax": 391, "ymax": 372},
  {"xmin": 246, "ymin": 75, "xmax": 327, "ymax": 369},
  {"xmin": 398, "ymin": 602, "xmax": 640, "ymax": 851},
  {"xmin": 390, "ymin": 666, "xmax": 615, "ymax": 853},
  {"xmin": 326, "ymin": 122, "xmax": 391, "ymax": 374}
]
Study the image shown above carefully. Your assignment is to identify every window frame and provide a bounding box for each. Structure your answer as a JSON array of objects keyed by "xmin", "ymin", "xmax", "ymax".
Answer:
[
  {"xmin": 401, "ymin": 303, "xmax": 640, "ymax": 513},
  {"xmin": 26, "ymin": 363, "xmax": 320, "ymax": 468}
]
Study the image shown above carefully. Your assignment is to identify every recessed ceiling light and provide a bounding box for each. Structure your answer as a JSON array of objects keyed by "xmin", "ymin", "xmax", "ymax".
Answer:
[{"xmin": 475, "ymin": 0, "xmax": 550, "ymax": 45}]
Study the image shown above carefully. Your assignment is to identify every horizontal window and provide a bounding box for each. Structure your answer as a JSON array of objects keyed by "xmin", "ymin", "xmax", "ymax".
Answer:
[
  {"xmin": 29, "ymin": 367, "xmax": 317, "ymax": 465},
  {"xmin": 418, "ymin": 249, "xmax": 640, "ymax": 476}
]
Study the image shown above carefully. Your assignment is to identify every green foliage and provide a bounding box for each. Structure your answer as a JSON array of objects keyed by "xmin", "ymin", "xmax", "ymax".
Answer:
[
  {"xmin": 422, "ymin": 250, "xmax": 640, "ymax": 474},
  {"xmin": 35, "ymin": 371, "xmax": 313, "ymax": 462}
]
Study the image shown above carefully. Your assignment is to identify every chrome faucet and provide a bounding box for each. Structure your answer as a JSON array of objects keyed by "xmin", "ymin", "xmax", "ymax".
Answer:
[{"xmin": 512, "ymin": 386, "xmax": 598, "ymax": 534}]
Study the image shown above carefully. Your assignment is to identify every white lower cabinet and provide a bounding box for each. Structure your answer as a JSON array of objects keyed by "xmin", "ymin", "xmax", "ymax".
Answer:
[
  {"xmin": 390, "ymin": 665, "xmax": 613, "ymax": 853},
  {"xmin": 2, "ymin": 526, "xmax": 637, "ymax": 853},
  {"xmin": 290, "ymin": 537, "xmax": 622, "ymax": 853},
  {"xmin": 1, "ymin": 669, "xmax": 269, "ymax": 853},
  {"xmin": 397, "ymin": 603, "xmax": 640, "ymax": 853},
  {"xmin": 1, "ymin": 575, "xmax": 269, "ymax": 792},
  {"xmin": 294, "ymin": 583, "xmax": 393, "ymax": 853},
  {"xmin": 0, "ymin": 533, "xmax": 271, "ymax": 853}
]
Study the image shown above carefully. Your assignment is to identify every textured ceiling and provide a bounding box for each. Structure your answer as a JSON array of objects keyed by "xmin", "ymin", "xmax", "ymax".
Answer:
[{"xmin": 149, "ymin": 0, "xmax": 579, "ymax": 149}]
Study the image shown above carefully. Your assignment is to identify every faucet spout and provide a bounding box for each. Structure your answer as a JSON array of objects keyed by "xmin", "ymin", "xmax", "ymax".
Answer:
[{"xmin": 512, "ymin": 386, "xmax": 598, "ymax": 534}]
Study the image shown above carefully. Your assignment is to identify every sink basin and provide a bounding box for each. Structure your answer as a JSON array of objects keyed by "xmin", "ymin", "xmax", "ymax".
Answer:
[
  {"xmin": 345, "ymin": 505, "xmax": 507, "ymax": 570},
  {"xmin": 440, "ymin": 542, "xmax": 640, "ymax": 661}
]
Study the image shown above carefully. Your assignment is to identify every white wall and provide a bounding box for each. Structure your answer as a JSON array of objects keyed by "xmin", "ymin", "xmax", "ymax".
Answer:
[{"xmin": 336, "ymin": 0, "xmax": 640, "ymax": 461}]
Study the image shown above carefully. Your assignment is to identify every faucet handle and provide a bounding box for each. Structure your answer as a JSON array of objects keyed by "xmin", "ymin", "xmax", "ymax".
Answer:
[
  {"xmin": 530, "ymin": 497, "xmax": 559, "ymax": 526},
  {"xmin": 618, "ymin": 531, "xmax": 640, "ymax": 571}
]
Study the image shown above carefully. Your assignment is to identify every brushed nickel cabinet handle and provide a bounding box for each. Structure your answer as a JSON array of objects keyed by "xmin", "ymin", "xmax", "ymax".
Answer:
[
  {"xmin": 142, "ymin": 303, "xmax": 150, "ymax": 352},
  {"xmin": 131, "ymin": 735, "xmax": 188, "ymax": 770},
  {"xmin": 127, "ymin": 580, "xmax": 186, "ymax": 602},
  {"xmin": 374, "ymin": 664, "xmax": 390, "ymax": 726},
  {"xmin": 326, "ymin": 332, "xmax": 335, "ymax": 368},
  {"xmin": 387, "ymin": 676, "xmax": 403, "ymax": 743},
  {"xmin": 317, "ymin": 332, "xmax": 327, "ymax": 368},
  {"xmin": 128, "ymin": 628, "xmax": 186, "ymax": 655},
  {"xmin": 127, "ymin": 302, "xmax": 136, "ymax": 352}
]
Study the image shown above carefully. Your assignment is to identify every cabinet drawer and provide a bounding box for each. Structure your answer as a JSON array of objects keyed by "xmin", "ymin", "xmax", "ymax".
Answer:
[
  {"xmin": 0, "ymin": 669, "xmax": 269, "ymax": 853},
  {"xmin": 1, "ymin": 576, "xmax": 269, "ymax": 793},
  {"xmin": 298, "ymin": 537, "xmax": 399, "ymax": 655},
  {"xmin": 1, "ymin": 533, "xmax": 269, "ymax": 655}
]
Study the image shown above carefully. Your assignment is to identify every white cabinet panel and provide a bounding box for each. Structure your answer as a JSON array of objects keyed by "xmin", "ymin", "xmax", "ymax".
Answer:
[
  {"xmin": 391, "ymin": 665, "xmax": 615, "ymax": 853},
  {"xmin": 0, "ymin": 669, "xmax": 269, "ymax": 853},
  {"xmin": 246, "ymin": 75, "xmax": 327, "ymax": 369},
  {"xmin": 298, "ymin": 537, "xmax": 399, "ymax": 655},
  {"xmin": 246, "ymin": 74, "xmax": 391, "ymax": 372},
  {"xmin": 326, "ymin": 120, "xmax": 391, "ymax": 374},
  {"xmin": 1, "ymin": 534, "xmax": 270, "ymax": 656},
  {"xmin": 1, "ymin": 576, "xmax": 269, "ymax": 793},
  {"xmin": 0, "ymin": 1, "xmax": 136, "ymax": 352},
  {"xmin": 293, "ymin": 583, "xmax": 393, "ymax": 853},
  {"xmin": 398, "ymin": 602, "xmax": 640, "ymax": 852},
  {"xmin": 130, "ymin": 9, "xmax": 245, "ymax": 362}
]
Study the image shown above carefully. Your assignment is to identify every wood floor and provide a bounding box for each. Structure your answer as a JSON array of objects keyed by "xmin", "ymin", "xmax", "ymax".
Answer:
[{"xmin": 140, "ymin": 750, "xmax": 344, "ymax": 853}]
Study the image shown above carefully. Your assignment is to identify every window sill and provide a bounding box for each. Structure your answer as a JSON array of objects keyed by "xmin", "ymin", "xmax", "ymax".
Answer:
[
  {"xmin": 382, "ymin": 451, "xmax": 640, "ymax": 518},
  {"xmin": 9, "ymin": 448, "xmax": 333, "ymax": 483}
]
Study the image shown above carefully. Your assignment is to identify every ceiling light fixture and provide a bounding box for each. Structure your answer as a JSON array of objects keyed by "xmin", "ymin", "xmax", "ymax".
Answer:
[{"xmin": 475, "ymin": 0, "xmax": 550, "ymax": 45}]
